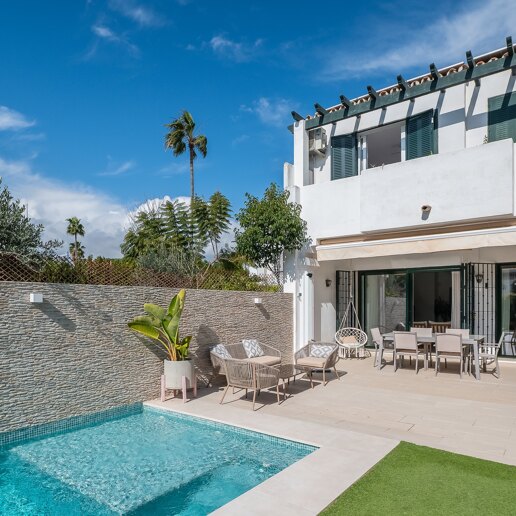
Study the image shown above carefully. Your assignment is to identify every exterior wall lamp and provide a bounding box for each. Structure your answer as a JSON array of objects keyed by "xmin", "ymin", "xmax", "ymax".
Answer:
[
  {"xmin": 29, "ymin": 293, "xmax": 44, "ymax": 303},
  {"xmin": 325, "ymin": 279, "xmax": 332, "ymax": 287},
  {"xmin": 254, "ymin": 297, "xmax": 263, "ymax": 305}
]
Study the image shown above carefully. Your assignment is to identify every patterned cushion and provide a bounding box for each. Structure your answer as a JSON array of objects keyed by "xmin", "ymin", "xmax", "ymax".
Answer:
[
  {"xmin": 309, "ymin": 344, "xmax": 334, "ymax": 358},
  {"xmin": 242, "ymin": 339, "xmax": 264, "ymax": 358},
  {"xmin": 212, "ymin": 344, "xmax": 231, "ymax": 359}
]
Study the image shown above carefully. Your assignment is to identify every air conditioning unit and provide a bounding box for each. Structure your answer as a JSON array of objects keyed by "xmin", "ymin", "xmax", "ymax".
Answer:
[{"xmin": 309, "ymin": 128, "xmax": 327, "ymax": 155}]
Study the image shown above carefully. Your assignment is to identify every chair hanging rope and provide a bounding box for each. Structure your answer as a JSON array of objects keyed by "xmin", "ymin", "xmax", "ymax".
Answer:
[
  {"xmin": 337, "ymin": 295, "xmax": 363, "ymax": 332},
  {"xmin": 335, "ymin": 293, "xmax": 368, "ymax": 358}
]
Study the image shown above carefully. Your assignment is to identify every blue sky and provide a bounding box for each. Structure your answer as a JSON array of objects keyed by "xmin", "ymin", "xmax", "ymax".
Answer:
[{"xmin": 0, "ymin": 0, "xmax": 514, "ymax": 256}]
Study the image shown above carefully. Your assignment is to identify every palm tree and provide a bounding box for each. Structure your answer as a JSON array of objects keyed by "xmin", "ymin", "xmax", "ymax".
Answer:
[
  {"xmin": 164, "ymin": 111, "xmax": 207, "ymax": 202},
  {"xmin": 68, "ymin": 241, "xmax": 85, "ymax": 260},
  {"xmin": 66, "ymin": 217, "xmax": 85, "ymax": 262}
]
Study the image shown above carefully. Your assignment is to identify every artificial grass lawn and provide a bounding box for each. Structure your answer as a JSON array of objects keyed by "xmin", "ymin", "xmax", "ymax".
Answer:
[{"xmin": 320, "ymin": 441, "xmax": 516, "ymax": 515}]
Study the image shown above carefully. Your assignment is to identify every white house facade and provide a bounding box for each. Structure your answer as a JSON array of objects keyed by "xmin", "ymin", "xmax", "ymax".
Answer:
[{"xmin": 284, "ymin": 38, "xmax": 516, "ymax": 356}]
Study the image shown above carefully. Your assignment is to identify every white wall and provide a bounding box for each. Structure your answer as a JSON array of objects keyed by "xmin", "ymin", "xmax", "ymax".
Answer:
[
  {"xmin": 360, "ymin": 138, "xmax": 514, "ymax": 232},
  {"xmin": 297, "ymin": 139, "xmax": 515, "ymax": 241},
  {"xmin": 300, "ymin": 175, "xmax": 361, "ymax": 239}
]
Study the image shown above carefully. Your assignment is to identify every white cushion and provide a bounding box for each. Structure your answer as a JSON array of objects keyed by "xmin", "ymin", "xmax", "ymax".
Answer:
[
  {"xmin": 242, "ymin": 339, "xmax": 264, "ymax": 358},
  {"xmin": 247, "ymin": 356, "xmax": 281, "ymax": 366},
  {"xmin": 309, "ymin": 344, "xmax": 334, "ymax": 358},
  {"xmin": 212, "ymin": 344, "xmax": 231, "ymax": 359}
]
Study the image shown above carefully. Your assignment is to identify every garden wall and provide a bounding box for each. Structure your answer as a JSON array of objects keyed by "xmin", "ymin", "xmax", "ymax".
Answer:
[{"xmin": 0, "ymin": 282, "xmax": 293, "ymax": 432}]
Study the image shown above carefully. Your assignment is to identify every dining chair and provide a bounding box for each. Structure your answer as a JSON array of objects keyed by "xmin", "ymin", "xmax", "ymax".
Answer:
[
  {"xmin": 429, "ymin": 321, "xmax": 451, "ymax": 333},
  {"xmin": 445, "ymin": 328, "xmax": 470, "ymax": 337},
  {"xmin": 478, "ymin": 332, "xmax": 507, "ymax": 378},
  {"xmin": 371, "ymin": 327, "xmax": 394, "ymax": 368},
  {"xmin": 446, "ymin": 329, "xmax": 471, "ymax": 369},
  {"xmin": 435, "ymin": 333, "xmax": 467, "ymax": 378},
  {"xmin": 411, "ymin": 321, "xmax": 428, "ymax": 328},
  {"xmin": 410, "ymin": 327, "xmax": 433, "ymax": 365},
  {"xmin": 393, "ymin": 332, "xmax": 426, "ymax": 373}
]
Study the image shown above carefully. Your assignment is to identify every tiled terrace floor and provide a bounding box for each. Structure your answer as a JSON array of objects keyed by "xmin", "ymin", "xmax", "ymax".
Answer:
[{"xmin": 154, "ymin": 355, "xmax": 516, "ymax": 466}]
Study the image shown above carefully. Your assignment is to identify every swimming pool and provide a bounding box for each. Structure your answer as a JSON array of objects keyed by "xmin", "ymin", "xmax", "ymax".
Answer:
[{"xmin": 0, "ymin": 405, "xmax": 315, "ymax": 515}]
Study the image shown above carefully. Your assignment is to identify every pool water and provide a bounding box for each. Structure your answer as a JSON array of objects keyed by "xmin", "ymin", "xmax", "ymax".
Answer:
[{"xmin": 0, "ymin": 408, "xmax": 315, "ymax": 515}]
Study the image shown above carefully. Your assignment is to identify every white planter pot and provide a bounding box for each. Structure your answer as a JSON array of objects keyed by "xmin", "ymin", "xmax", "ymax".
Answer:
[{"xmin": 163, "ymin": 359, "xmax": 195, "ymax": 390}]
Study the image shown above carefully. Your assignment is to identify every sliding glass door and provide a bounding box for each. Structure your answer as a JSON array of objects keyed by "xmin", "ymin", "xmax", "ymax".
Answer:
[
  {"xmin": 363, "ymin": 273, "xmax": 407, "ymax": 336},
  {"xmin": 361, "ymin": 267, "xmax": 460, "ymax": 341}
]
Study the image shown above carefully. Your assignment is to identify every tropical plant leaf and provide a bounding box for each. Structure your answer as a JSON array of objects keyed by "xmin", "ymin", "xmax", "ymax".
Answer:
[
  {"xmin": 167, "ymin": 289, "xmax": 185, "ymax": 342},
  {"xmin": 128, "ymin": 321, "xmax": 162, "ymax": 340},
  {"xmin": 176, "ymin": 335, "xmax": 192, "ymax": 359},
  {"xmin": 143, "ymin": 303, "xmax": 166, "ymax": 320},
  {"xmin": 133, "ymin": 314, "xmax": 162, "ymax": 327}
]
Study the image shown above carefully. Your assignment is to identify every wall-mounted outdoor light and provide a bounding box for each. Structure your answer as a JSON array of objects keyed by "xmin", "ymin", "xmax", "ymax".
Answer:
[
  {"xmin": 325, "ymin": 279, "xmax": 332, "ymax": 287},
  {"xmin": 421, "ymin": 205, "xmax": 432, "ymax": 213},
  {"xmin": 254, "ymin": 297, "xmax": 263, "ymax": 305},
  {"xmin": 29, "ymin": 293, "xmax": 43, "ymax": 304}
]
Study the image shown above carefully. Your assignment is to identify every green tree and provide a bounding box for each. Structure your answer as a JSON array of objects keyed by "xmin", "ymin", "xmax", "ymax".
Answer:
[
  {"xmin": 68, "ymin": 241, "xmax": 85, "ymax": 260},
  {"xmin": 207, "ymin": 191, "xmax": 231, "ymax": 259},
  {"xmin": 0, "ymin": 178, "xmax": 61, "ymax": 257},
  {"xmin": 66, "ymin": 217, "xmax": 85, "ymax": 262},
  {"xmin": 235, "ymin": 183, "xmax": 308, "ymax": 284},
  {"xmin": 121, "ymin": 209, "xmax": 165, "ymax": 259},
  {"xmin": 164, "ymin": 111, "xmax": 207, "ymax": 202}
]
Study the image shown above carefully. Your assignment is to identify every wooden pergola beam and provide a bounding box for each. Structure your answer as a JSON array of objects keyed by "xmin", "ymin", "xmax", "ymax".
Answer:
[
  {"xmin": 291, "ymin": 111, "xmax": 304, "ymax": 122},
  {"xmin": 429, "ymin": 63, "xmax": 440, "ymax": 80},
  {"xmin": 367, "ymin": 85, "xmax": 378, "ymax": 100},
  {"xmin": 314, "ymin": 103, "xmax": 327, "ymax": 115},
  {"xmin": 466, "ymin": 50, "xmax": 475, "ymax": 70},
  {"xmin": 339, "ymin": 94, "xmax": 351, "ymax": 108},
  {"xmin": 397, "ymin": 75, "xmax": 408, "ymax": 91}
]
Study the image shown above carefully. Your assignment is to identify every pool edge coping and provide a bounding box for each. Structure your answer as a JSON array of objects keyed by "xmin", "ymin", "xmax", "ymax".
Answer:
[{"xmin": 143, "ymin": 399, "xmax": 399, "ymax": 515}]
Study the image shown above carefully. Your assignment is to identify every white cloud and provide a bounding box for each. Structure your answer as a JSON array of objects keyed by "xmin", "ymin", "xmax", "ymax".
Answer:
[
  {"xmin": 108, "ymin": 0, "xmax": 166, "ymax": 27},
  {"xmin": 98, "ymin": 158, "xmax": 136, "ymax": 177},
  {"xmin": 156, "ymin": 162, "xmax": 189, "ymax": 177},
  {"xmin": 240, "ymin": 97, "xmax": 294, "ymax": 127},
  {"xmin": 0, "ymin": 156, "xmax": 129, "ymax": 258},
  {"xmin": 321, "ymin": 0, "xmax": 516, "ymax": 80},
  {"xmin": 0, "ymin": 106, "xmax": 35, "ymax": 131},
  {"xmin": 209, "ymin": 35, "xmax": 263, "ymax": 62},
  {"xmin": 91, "ymin": 24, "xmax": 140, "ymax": 57},
  {"xmin": 231, "ymin": 134, "xmax": 249, "ymax": 146}
]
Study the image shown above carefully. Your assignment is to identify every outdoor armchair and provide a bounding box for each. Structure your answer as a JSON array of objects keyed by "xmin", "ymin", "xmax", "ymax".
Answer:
[
  {"xmin": 210, "ymin": 341, "xmax": 281, "ymax": 377},
  {"xmin": 219, "ymin": 358, "xmax": 281, "ymax": 411},
  {"xmin": 295, "ymin": 342, "xmax": 339, "ymax": 386}
]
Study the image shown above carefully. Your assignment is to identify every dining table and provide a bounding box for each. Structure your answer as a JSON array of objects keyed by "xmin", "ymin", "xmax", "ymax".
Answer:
[{"xmin": 379, "ymin": 332, "xmax": 485, "ymax": 380}]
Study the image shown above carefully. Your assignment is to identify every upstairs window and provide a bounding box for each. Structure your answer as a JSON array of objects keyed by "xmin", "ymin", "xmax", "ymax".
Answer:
[
  {"xmin": 488, "ymin": 92, "xmax": 516, "ymax": 143},
  {"xmin": 331, "ymin": 134, "xmax": 357, "ymax": 180},
  {"xmin": 406, "ymin": 110, "xmax": 437, "ymax": 160},
  {"xmin": 360, "ymin": 121, "xmax": 403, "ymax": 169}
]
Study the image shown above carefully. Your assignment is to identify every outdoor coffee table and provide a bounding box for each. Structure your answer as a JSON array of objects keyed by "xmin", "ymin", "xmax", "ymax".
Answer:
[{"xmin": 277, "ymin": 363, "xmax": 313, "ymax": 399}]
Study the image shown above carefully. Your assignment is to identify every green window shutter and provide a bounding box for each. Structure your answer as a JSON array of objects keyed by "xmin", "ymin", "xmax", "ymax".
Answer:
[
  {"xmin": 488, "ymin": 92, "xmax": 516, "ymax": 143},
  {"xmin": 331, "ymin": 134, "xmax": 357, "ymax": 180},
  {"xmin": 406, "ymin": 110, "xmax": 434, "ymax": 160}
]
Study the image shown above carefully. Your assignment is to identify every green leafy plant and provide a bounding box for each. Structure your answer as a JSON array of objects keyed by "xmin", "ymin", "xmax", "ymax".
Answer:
[
  {"xmin": 128, "ymin": 289, "xmax": 192, "ymax": 361},
  {"xmin": 235, "ymin": 183, "xmax": 309, "ymax": 285}
]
